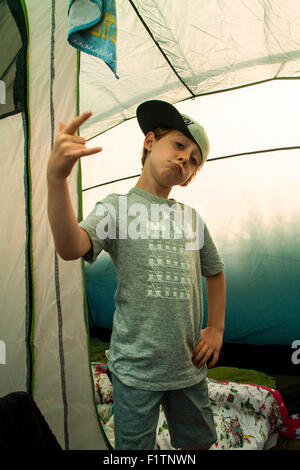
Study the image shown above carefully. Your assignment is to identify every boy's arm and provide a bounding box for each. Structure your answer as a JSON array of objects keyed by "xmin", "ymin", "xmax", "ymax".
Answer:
[
  {"xmin": 47, "ymin": 176, "xmax": 91, "ymax": 260},
  {"xmin": 47, "ymin": 112, "xmax": 102, "ymax": 260},
  {"xmin": 192, "ymin": 270, "xmax": 226, "ymax": 369}
]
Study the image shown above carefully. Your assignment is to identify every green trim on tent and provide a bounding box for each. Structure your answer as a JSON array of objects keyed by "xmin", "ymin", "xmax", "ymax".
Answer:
[
  {"xmin": 18, "ymin": 0, "xmax": 35, "ymax": 398},
  {"xmin": 77, "ymin": 50, "xmax": 82, "ymax": 223}
]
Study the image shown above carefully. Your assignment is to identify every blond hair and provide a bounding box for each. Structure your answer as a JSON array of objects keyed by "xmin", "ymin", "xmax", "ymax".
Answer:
[{"xmin": 141, "ymin": 127, "xmax": 199, "ymax": 187}]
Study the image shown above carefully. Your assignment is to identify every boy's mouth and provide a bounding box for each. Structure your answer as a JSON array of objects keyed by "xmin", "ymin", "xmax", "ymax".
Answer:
[{"xmin": 170, "ymin": 161, "xmax": 182, "ymax": 174}]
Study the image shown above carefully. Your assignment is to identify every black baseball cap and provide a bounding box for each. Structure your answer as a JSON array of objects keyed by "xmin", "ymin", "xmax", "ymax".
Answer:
[{"xmin": 136, "ymin": 100, "xmax": 210, "ymax": 164}]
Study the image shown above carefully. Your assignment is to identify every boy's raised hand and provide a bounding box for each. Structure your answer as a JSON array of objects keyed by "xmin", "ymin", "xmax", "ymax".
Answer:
[{"xmin": 47, "ymin": 111, "xmax": 102, "ymax": 181}]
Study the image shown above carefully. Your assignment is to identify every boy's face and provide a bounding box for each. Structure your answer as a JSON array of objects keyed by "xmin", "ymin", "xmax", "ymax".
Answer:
[{"xmin": 143, "ymin": 130, "xmax": 202, "ymax": 188}]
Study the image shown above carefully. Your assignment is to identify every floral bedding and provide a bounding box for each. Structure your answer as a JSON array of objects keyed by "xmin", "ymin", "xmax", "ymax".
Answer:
[{"xmin": 91, "ymin": 362, "xmax": 299, "ymax": 450}]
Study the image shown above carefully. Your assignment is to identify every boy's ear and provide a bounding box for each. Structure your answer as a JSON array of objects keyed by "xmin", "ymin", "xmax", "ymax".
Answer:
[{"xmin": 144, "ymin": 131, "xmax": 155, "ymax": 151}]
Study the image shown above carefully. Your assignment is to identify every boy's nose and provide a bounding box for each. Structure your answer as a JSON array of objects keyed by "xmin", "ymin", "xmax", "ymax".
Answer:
[{"xmin": 177, "ymin": 152, "xmax": 189, "ymax": 163}]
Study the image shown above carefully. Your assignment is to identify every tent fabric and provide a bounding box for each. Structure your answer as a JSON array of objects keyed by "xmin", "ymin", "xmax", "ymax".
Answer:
[
  {"xmin": 80, "ymin": 0, "xmax": 300, "ymax": 140},
  {"xmin": 24, "ymin": 0, "xmax": 106, "ymax": 450},
  {"xmin": 0, "ymin": 0, "xmax": 27, "ymax": 118},
  {"xmin": 0, "ymin": 0, "xmax": 107, "ymax": 450},
  {"xmin": 85, "ymin": 252, "xmax": 117, "ymax": 330},
  {"xmin": 0, "ymin": 0, "xmax": 299, "ymax": 450},
  {"xmin": 0, "ymin": 114, "xmax": 28, "ymax": 393},
  {"xmin": 200, "ymin": 150, "xmax": 300, "ymax": 345}
]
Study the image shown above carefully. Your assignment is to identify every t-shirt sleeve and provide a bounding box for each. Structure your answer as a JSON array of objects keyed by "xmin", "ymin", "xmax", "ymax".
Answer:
[
  {"xmin": 79, "ymin": 195, "xmax": 117, "ymax": 263},
  {"xmin": 200, "ymin": 223, "xmax": 225, "ymax": 276}
]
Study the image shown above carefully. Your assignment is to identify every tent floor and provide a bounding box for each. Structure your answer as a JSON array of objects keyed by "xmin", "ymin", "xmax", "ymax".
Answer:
[{"xmin": 217, "ymin": 343, "xmax": 300, "ymax": 411}]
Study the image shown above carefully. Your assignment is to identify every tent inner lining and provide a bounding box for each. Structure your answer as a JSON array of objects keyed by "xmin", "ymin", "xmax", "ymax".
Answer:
[
  {"xmin": 128, "ymin": 0, "xmax": 195, "ymax": 98},
  {"xmin": 82, "ymin": 145, "xmax": 300, "ymax": 193}
]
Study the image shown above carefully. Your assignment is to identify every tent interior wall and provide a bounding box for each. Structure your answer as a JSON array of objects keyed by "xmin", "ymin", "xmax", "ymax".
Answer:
[{"xmin": 0, "ymin": 0, "xmax": 299, "ymax": 450}]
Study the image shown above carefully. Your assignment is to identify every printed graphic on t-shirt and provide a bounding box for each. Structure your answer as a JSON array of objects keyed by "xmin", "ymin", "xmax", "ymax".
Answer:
[{"xmin": 146, "ymin": 221, "xmax": 192, "ymax": 300}]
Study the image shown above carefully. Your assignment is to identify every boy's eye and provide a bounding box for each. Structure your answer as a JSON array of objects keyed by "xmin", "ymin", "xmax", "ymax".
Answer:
[{"xmin": 176, "ymin": 142, "xmax": 184, "ymax": 150}]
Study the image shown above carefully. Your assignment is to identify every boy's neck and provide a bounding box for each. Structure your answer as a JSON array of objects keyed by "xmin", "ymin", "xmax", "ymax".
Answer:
[{"xmin": 135, "ymin": 175, "xmax": 172, "ymax": 200}]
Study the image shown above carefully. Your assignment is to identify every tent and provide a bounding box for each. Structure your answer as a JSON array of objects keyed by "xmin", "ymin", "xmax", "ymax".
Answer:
[{"xmin": 0, "ymin": 0, "xmax": 299, "ymax": 450}]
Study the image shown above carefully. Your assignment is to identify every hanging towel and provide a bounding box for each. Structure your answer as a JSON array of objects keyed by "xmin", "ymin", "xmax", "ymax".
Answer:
[{"xmin": 68, "ymin": 0, "xmax": 118, "ymax": 78}]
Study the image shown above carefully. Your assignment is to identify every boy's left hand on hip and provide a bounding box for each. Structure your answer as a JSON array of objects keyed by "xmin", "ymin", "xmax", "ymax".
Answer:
[{"xmin": 192, "ymin": 327, "xmax": 223, "ymax": 369}]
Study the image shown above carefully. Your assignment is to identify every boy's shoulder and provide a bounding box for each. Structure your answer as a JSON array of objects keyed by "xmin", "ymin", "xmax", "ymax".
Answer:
[
  {"xmin": 94, "ymin": 188, "xmax": 141, "ymax": 211},
  {"xmin": 95, "ymin": 190, "xmax": 130, "ymax": 206}
]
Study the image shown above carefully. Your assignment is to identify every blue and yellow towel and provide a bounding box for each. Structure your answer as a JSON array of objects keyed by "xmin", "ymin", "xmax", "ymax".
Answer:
[{"xmin": 68, "ymin": 0, "xmax": 118, "ymax": 78}]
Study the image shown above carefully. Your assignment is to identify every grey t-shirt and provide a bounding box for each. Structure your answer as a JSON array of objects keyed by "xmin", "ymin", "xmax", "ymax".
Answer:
[{"xmin": 79, "ymin": 187, "xmax": 225, "ymax": 390}]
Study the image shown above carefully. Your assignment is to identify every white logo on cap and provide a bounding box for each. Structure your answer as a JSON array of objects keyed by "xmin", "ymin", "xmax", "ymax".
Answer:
[{"xmin": 182, "ymin": 116, "xmax": 194, "ymax": 126}]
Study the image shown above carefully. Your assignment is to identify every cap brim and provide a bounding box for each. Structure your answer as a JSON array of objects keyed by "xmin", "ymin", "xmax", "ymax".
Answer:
[{"xmin": 136, "ymin": 100, "xmax": 196, "ymax": 144}]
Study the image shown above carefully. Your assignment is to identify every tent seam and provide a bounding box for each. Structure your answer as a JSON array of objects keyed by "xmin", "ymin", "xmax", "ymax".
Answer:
[
  {"xmin": 128, "ymin": 0, "xmax": 195, "ymax": 98},
  {"xmin": 50, "ymin": 0, "xmax": 69, "ymax": 450}
]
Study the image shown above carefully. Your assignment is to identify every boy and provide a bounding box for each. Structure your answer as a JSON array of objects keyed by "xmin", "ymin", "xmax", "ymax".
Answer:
[{"xmin": 47, "ymin": 100, "xmax": 226, "ymax": 450}]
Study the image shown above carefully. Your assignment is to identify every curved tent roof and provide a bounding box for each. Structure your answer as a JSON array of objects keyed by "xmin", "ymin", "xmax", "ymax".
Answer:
[{"xmin": 80, "ymin": 0, "xmax": 300, "ymax": 140}]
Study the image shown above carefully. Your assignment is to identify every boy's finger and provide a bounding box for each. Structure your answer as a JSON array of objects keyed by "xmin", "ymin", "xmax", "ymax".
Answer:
[
  {"xmin": 64, "ymin": 111, "xmax": 92, "ymax": 136},
  {"xmin": 66, "ymin": 135, "xmax": 87, "ymax": 144},
  {"xmin": 192, "ymin": 339, "xmax": 205, "ymax": 358},
  {"xmin": 72, "ymin": 146, "xmax": 103, "ymax": 159},
  {"xmin": 208, "ymin": 352, "xmax": 219, "ymax": 369},
  {"xmin": 59, "ymin": 122, "xmax": 66, "ymax": 132}
]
